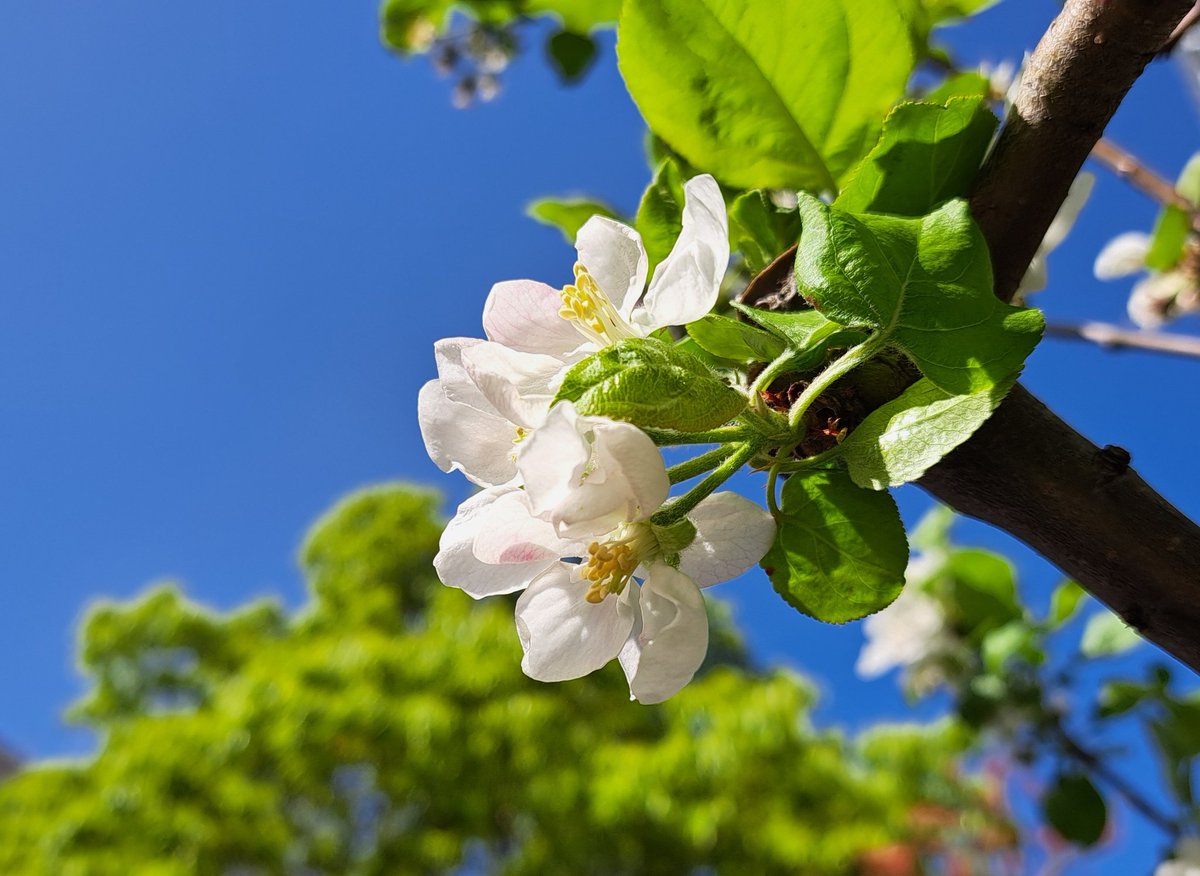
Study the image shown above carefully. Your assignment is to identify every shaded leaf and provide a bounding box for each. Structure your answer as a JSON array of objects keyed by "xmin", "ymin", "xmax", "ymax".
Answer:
[{"xmin": 1043, "ymin": 773, "xmax": 1106, "ymax": 847}]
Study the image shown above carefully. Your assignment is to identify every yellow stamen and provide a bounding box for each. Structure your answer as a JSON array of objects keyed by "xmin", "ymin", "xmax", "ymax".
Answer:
[
  {"xmin": 578, "ymin": 526, "xmax": 656, "ymax": 603},
  {"xmin": 559, "ymin": 262, "xmax": 637, "ymax": 347}
]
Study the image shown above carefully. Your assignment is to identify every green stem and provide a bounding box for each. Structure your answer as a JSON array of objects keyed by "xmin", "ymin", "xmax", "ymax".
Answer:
[
  {"xmin": 768, "ymin": 444, "xmax": 845, "ymax": 473},
  {"xmin": 643, "ymin": 426, "xmax": 757, "ymax": 446},
  {"xmin": 667, "ymin": 445, "xmax": 737, "ymax": 485},
  {"xmin": 786, "ymin": 335, "xmax": 884, "ymax": 431},
  {"xmin": 749, "ymin": 350, "xmax": 797, "ymax": 397},
  {"xmin": 651, "ymin": 440, "xmax": 764, "ymax": 527},
  {"xmin": 765, "ymin": 455, "xmax": 786, "ymax": 519}
]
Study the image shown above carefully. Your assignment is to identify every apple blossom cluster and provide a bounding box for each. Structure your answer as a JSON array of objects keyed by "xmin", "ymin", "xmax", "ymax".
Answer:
[{"xmin": 418, "ymin": 175, "xmax": 776, "ymax": 703}]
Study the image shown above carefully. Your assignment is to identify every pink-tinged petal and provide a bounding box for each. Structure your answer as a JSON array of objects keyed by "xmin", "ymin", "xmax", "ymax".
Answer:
[
  {"xmin": 1094, "ymin": 231, "xmax": 1151, "ymax": 280},
  {"xmin": 417, "ymin": 380, "xmax": 518, "ymax": 487},
  {"xmin": 678, "ymin": 492, "xmax": 776, "ymax": 587},
  {"xmin": 460, "ymin": 341, "xmax": 562, "ymax": 429},
  {"xmin": 483, "ymin": 279, "xmax": 585, "ymax": 357},
  {"xmin": 471, "ymin": 490, "xmax": 579, "ymax": 565},
  {"xmin": 636, "ymin": 174, "xmax": 729, "ymax": 331},
  {"xmin": 618, "ymin": 564, "xmax": 708, "ymax": 704},
  {"xmin": 434, "ymin": 486, "xmax": 551, "ymax": 598},
  {"xmin": 516, "ymin": 565, "xmax": 636, "ymax": 682},
  {"xmin": 575, "ymin": 216, "xmax": 649, "ymax": 321}
]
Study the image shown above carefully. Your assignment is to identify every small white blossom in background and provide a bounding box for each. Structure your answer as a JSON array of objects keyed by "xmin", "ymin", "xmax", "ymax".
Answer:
[
  {"xmin": 1015, "ymin": 172, "xmax": 1095, "ymax": 299},
  {"xmin": 1094, "ymin": 232, "xmax": 1200, "ymax": 328},
  {"xmin": 1156, "ymin": 837, "xmax": 1200, "ymax": 876},
  {"xmin": 855, "ymin": 554, "xmax": 949, "ymax": 680}
]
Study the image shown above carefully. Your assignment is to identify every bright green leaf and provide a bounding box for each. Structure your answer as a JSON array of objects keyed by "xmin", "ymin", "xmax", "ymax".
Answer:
[
  {"xmin": 734, "ymin": 304, "xmax": 868, "ymax": 370},
  {"xmin": 730, "ymin": 190, "xmax": 802, "ymax": 273},
  {"xmin": 618, "ymin": 0, "xmax": 914, "ymax": 191},
  {"xmin": 553, "ymin": 337, "xmax": 747, "ymax": 431},
  {"xmin": 1046, "ymin": 580, "xmax": 1086, "ymax": 629},
  {"xmin": 981, "ymin": 620, "xmax": 1040, "ymax": 672},
  {"xmin": 1145, "ymin": 152, "xmax": 1200, "ymax": 271},
  {"xmin": 795, "ymin": 194, "xmax": 1044, "ymax": 393},
  {"xmin": 762, "ymin": 469, "xmax": 908, "ymax": 623},
  {"xmin": 636, "ymin": 157, "xmax": 687, "ymax": 274},
  {"xmin": 526, "ymin": 0, "xmax": 621, "ymax": 34},
  {"xmin": 1043, "ymin": 773, "xmax": 1107, "ymax": 847},
  {"xmin": 836, "ymin": 97, "xmax": 998, "ymax": 216},
  {"xmin": 527, "ymin": 197, "xmax": 621, "ymax": 244},
  {"xmin": 840, "ymin": 376, "xmax": 1015, "ymax": 489},
  {"xmin": 1081, "ymin": 610, "xmax": 1143, "ymax": 657},
  {"xmin": 922, "ymin": 71, "xmax": 991, "ymax": 103},
  {"xmin": 946, "ymin": 548, "xmax": 1022, "ymax": 640},
  {"xmin": 686, "ymin": 314, "xmax": 787, "ymax": 363}
]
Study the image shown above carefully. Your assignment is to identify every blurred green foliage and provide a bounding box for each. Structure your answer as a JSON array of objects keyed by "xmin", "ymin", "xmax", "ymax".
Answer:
[{"xmin": 0, "ymin": 485, "xmax": 1009, "ymax": 874}]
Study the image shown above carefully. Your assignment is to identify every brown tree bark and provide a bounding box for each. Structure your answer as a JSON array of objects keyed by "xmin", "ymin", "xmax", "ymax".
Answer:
[{"xmin": 744, "ymin": 0, "xmax": 1200, "ymax": 672}]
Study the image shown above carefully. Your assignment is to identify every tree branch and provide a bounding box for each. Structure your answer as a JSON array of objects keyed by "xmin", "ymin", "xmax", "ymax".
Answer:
[
  {"xmin": 1046, "ymin": 321, "xmax": 1200, "ymax": 358},
  {"xmin": 1091, "ymin": 138, "xmax": 1197, "ymax": 219},
  {"xmin": 742, "ymin": 0, "xmax": 1200, "ymax": 674}
]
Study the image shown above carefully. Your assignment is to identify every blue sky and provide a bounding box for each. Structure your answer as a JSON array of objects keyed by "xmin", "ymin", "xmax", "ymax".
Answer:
[{"xmin": 2, "ymin": 1, "xmax": 1197, "ymax": 871}]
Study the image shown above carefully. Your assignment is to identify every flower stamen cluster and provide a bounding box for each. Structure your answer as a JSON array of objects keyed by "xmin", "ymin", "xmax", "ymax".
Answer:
[{"xmin": 559, "ymin": 262, "xmax": 638, "ymax": 347}]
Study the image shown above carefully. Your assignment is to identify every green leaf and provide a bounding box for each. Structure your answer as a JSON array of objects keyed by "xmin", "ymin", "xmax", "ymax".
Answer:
[
  {"xmin": 735, "ymin": 304, "xmax": 868, "ymax": 370},
  {"xmin": 526, "ymin": 0, "xmax": 621, "ymax": 34},
  {"xmin": 545, "ymin": 30, "xmax": 598, "ymax": 82},
  {"xmin": 380, "ymin": 0, "xmax": 454, "ymax": 52},
  {"xmin": 636, "ymin": 158, "xmax": 687, "ymax": 274},
  {"xmin": 795, "ymin": 194, "xmax": 1044, "ymax": 393},
  {"xmin": 553, "ymin": 337, "xmax": 747, "ymax": 431},
  {"xmin": 686, "ymin": 314, "xmax": 786, "ymax": 363},
  {"xmin": 1046, "ymin": 580, "xmax": 1086, "ymax": 629},
  {"xmin": 1097, "ymin": 680, "xmax": 1154, "ymax": 719},
  {"xmin": 981, "ymin": 620, "xmax": 1041, "ymax": 672},
  {"xmin": 761, "ymin": 469, "xmax": 908, "ymax": 623},
  {"xmin": 729, "ymin": 190, "xmax": 802, "ymax": 273},
  {"xmin": 527, "ymin": 197, "xmax": 620, "ymax": 244},
  {"xmin": 1145, "ymin": 152, "xmax": 1200, "ymax": 271},
  {"xmin": 618, "ymin": 0, "xmax": 914, "ymax": 191},
  {"xmin": 836, "ymin": 97, "xmax": 998, "ymax": 216},
  {"xmin": 946, "ymin": 548, "xmax": 1022, "ymax": 641},
  {"xmin": 922, "ymin": 71, "xmax": 991, "ymax": 103},
  {"xmin": 1043, "ymin": 773, "xmax": 1107, "ymax": 847},
  {"xmin": 1081, "ymin": 610, "xmax": 1143, "ymax": 658},
  {"xmin": 840, "ymin": 376, "xmax": 1014, "ymax": 489},
  {"xmin": 908, "ymin": 504, "xmax": 955, "ymax": 553}
]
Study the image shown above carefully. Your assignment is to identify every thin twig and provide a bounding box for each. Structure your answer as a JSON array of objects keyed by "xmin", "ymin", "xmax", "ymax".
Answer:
[
  {"xmin": 1091, "ymin": 138, "xmax": 1197, "ymax": 222},
  {"xmin": 1047, "ymin": 321, "xmax": 1200, "ymax": 358}
]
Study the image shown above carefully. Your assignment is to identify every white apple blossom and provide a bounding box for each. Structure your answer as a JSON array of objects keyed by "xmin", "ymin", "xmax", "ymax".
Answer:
[
  {"xmin": 433, "ymin": 405, "xmax": 775, "ymax": 703},
  {"xmin": 481, "ymin": 174, "xmax": 729, "ymax": 360},
  {"xmin": 1157, "ymin": 838, "xmax": 1200, "ymax": 876},
  {"xmin": 1093, "ymin": 231, "xmax": 1200, "ymax": 328},
  {"xmin": 1016, "ymin": 172, "xmax": 1095, "ymax": 299},
  {"xmin": 417, "ymin": 337, "xmax": 562, "ymax": 487},
  {"xmin": 855, "ymin": 554, "xmax": 949, "ymax": 679}
]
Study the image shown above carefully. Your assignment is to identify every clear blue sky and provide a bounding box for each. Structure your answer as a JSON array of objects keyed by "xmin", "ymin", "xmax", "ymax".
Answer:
[{"xmin": 1, "ymin": 1, "xmax": 1197, "ymax": 872}]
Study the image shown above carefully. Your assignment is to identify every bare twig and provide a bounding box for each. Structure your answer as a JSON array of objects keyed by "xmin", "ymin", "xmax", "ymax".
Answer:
[
  {"xmin": 1091, "ymin": 138, "xmax": 1197, "ymax": 220},
  {"xmin": 1046, "ymin": 321, "xmax": 1200, "ymax": 358}
]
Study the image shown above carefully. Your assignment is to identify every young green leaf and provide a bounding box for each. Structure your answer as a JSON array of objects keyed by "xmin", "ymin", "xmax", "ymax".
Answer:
[
  {"xmin": 730, "ymin": 190, "xmax": 802, "ymax": 273},
  {"xmin": 981, "ymin": 620, "xmax": 1041, "ymax": 672},
  {"xmin": 839, "ymin": 376, "xmax": 1015, "ymax": 489},
  {"xmin": 1145, "ymin": 152, "xmax": 1200, "ymax": 271},
  {"xmin": 761, "ymin": 469, "xmax": 908, "ymax": 623},
  {"xmin": 618, "ymin": 0, "xmax": 914, "ymax": 191},
  {"xmin": 1046, "ymin": 580, "xmax": 1086, "ymax": 629},
  {"xmin": 1043, "ymin": 773, "xmax": 1107, "ymax": 847},
  {"xmin": 795, "ymin": 193, "xmax": 1044, "ymax": 393},
  {"xmin": 687, "ymin": 314, "xmax": 787, "ymax": 363},
  {"xmin": 836, "ymin": 97, "xmax": 998, "ymax": 217},
  {"xmin": 553, "ymin": 337, "xmax": 747, "ymax": 431},
  {"xmin": 734, "ymin": 304, "xmax": 868, "ymax": 370},
  {"xmin": 636, "ymin": 157, "xmax": 688, "ymax": 274},
  {"xmin": 1081, "ymin": 610, "xmax": 1144, "ymax": 657},
  {"xmin": 922, "ymin": 71, "xmax": 991, "ymax": 103},
  {"xmin": 527, "ymin": 197, "xmax": 621, "ymax": 244},
  {"xmin": 946, "ymin": 548, "xmax": 1022, "ymax": 641}
]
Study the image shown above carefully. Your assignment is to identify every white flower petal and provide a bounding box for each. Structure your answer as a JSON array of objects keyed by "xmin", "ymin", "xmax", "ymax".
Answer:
[
  {"xmin": 1094, "ymin": 231, "xmax": 1151, "ymax": 280},
  {"xmin": 518, "ymin": 402, "xmax": 669, "ymax": 538},
  {"xmin": 1128, "ymin": 272, "xmax": 1188, "ymax": 328},
  {"xmin": 636, "ymin": 174, "xmax": 729, "ymax": 331},
  {"xmin": 618, "ymin": 564, "xmax": 708, "ymax": 703},
  {"xmin": 575, "ymin": 216, "xmax": 649, "ymax": 322},
  {"xmin": 855, "ymin": 586, "xmax": 945, "ymax": 679},
  {"xmin": 460, "ymin": 341, "xmax": 562, "ymax": 429},
  {"xmin": 483, "ymin": 279, "xmax": 587, "ymax": 357},
  {"xmin": 417, "ymin": 380, "xmax": 518, "ymax": 487},
  {"xmin": 434, "ymin": 486, "xmax": 549, "ymax": 598},
  {"xmin": 1041, "ymin": 171, "xmax": 1093, "ymax": 251},
  {"xmin": 433, "ymin": 337, "xmax": 493, "ymax": 412},
  {"xmin": 471, "ymin": 489, "xmax": 579, "ymax": 565},
  {"xmin": 516, "ymin": 565, "xmax": 636, "ymax": 682},
  {"xmin": 677, "ymin": 492, "xmax": 776, "ymax": 587}
]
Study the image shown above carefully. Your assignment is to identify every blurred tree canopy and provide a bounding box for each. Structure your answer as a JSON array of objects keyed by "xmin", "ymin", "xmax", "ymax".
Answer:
[{"xmin": 0, "ymin": 485, "xmax": 1009, "ymax": 875}]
